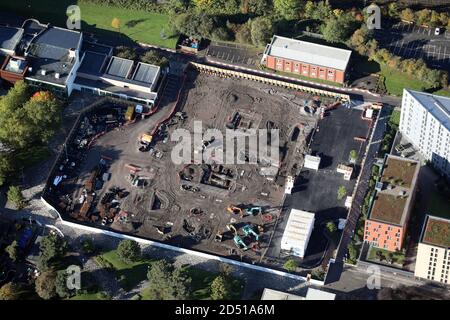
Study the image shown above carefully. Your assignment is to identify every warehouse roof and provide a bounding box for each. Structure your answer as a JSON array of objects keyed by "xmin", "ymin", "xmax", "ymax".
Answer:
[
  {"xmin": 405, "ymin": 89, "xmax": 450, "ymax": 132},
  {"xmin": 265, "ymin": 35, "xmax": 352, "ymax": 71},
  {"xmin": 281, "ymin": 209, "xmax": 315, "ymax": 249}
]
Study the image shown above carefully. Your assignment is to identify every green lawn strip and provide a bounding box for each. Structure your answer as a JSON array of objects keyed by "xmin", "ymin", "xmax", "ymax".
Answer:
[
  {"xmin": 69, "ymin": 292, "xmax": 108, "ymax": 300},
  {"xmin": 380, "ymin": 65, "xmax": 429, "ymax": 96},
  {"xmin": 367, "ymin": 246, "xmax": 405, "ymax": 264},
  {"xmin": 0, "ymin": 1, "xmax": 176, "ymax": 48},
  {"xmin": 432, "ymin": 89, "xmax": 450, "ymax": 97},
  {"xmin": 98, "ymin": 250, "xmax": 155, "ymax": 291}
]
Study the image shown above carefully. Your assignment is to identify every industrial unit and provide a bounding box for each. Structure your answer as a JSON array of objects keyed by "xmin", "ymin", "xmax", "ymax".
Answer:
[
  {"xmin": 280, "ymin": 209, "xmax": 315, "ymax": 258},
  {"xmin": 261, "ymin": 35, "xmax": 352, "ymax": 84}
]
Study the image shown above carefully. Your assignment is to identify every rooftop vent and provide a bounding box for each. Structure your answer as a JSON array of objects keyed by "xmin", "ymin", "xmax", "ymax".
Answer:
[
  {"xmin": 68, "ymin": 48, "xmax": 76, "ymax": 59},
  {"xmin": 55, "ymin": 72, "xmax": 60, "ymax": 79},
  {"xmin": 40, "ymin": 69, "xmax": 47, "ymax": 76}
]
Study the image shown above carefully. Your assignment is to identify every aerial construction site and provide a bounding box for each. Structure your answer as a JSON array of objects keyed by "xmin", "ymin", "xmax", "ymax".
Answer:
[{"xmin": 43, "ymin": 65, "xmax": 342, "ymax": 266}]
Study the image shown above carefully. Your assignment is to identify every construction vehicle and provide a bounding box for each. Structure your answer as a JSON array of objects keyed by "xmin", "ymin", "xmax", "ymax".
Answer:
[
  {"xmin": 138, "ymin": 133, "xmax": 153, "ymax": 152},
  {"xmin": 227, "ymin": 205, "xmax": 243, "ymax": 216},
  {"xmin": 226, "ymin": 112, "xmax": 241, "ymax": 130},
  {"xmin": 125, "ymin": 106, "xmax": 136, "ymax": 121},
  {"xmin": 242, "ymin": 224, "xmax": 259, "ymax": 241},
  {"xmin": 245, "ymin": 206, "xmax": 262, "ymax": 216},
  {"xmin": 226, "ymin": 224, "xmax": 248, "ymax": 250}
]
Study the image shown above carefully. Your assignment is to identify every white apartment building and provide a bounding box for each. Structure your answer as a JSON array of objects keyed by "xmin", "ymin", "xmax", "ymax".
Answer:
[
  {"xmin": 414, "ymin": 215, "xmax": 450, "ymax": 285},
  {"xmin": 399, "ymin": 89, "xmax": 450, "ymax": 178}
]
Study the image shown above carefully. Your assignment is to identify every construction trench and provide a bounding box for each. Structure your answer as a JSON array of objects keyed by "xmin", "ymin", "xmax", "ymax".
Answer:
[{"xmin": 43, "ymin": 64, "xmax": 346, "ymax": 267}]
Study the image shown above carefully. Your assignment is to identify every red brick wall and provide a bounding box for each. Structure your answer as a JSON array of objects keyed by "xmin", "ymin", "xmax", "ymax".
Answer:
[
  {"xmin": 364, "ymin": 220, "xmax": 406, "ymax": 252},
  {"xmin": 265, "ymin": 55, "xmax": 345, "ymax": 84}
]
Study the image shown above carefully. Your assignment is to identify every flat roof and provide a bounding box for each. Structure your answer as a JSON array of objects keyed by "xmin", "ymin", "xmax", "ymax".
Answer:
[
  {"xmin": 281, "ymin": 209, "xmax": 315, "ymax": 247},
  {"xmin": 405, "ymin": 89, "xmax": 450, "ymax": 132},
  {"xmin": 33, "ymin": 26, "xmax": 82, "ymax": 50},
  {"xmin": 266, "ymin": 35, "xmax": 352, "ymax": 71},
  {"xmin": 421, "ymin": 215, "xmax": 450, "ymax": 248},
  {"xmin": 368, "ymin": 155, "xmax": 419, "ymax": 226},
  {"xmin": 132, "ymin": 62, "xmax": 160, "ymax": 85},
  {"xmin": 261, "ymin": 288, "xmax": 304, "ymax": 300},
  {"xmin": 105, "ymin": 56, "xmax": 133, "ymax": 79},
  {"xmin": 0, "ymin": 26, "xmax": 23, "ymax": 52},
  {"xmin": 305, "ymin": 288, "xmax": 336, "ymax": 300},
  {"xmin": 82, "ymin": 41, "xmax": 113, "ymax": 56},
  {"xmin": 78, "ymin": 51, "xmax": 108, "ymax": 76}
]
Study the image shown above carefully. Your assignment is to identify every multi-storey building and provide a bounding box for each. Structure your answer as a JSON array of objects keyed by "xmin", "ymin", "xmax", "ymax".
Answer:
[
  {"xmin": 414, "ymin": 215, "xmax": 450, "ymax": 285},
  {"xmin": 261, "ymin": 35, "xmax": 352, "ymax": 84},
  {"xmin": 364, "ymin": 154, "xmax": 420, "ymax": 252},
  {"xmin": 399, "ymin": 89, "xmax": 450, "ymax": 179}
]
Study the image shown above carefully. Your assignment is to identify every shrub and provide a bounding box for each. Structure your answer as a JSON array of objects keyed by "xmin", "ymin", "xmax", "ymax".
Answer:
[{"xmin": 283, "ymin": 259, "xmax": 297, "ymax": 272}]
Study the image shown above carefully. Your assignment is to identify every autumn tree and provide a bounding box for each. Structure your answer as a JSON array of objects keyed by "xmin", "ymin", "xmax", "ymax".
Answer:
[
  {"xmin": 5, "ymin": 240, "xmax": 20, "ymax": 262},
  {"xmin": 35, "ymin": 270, "xmax": 57, "ymax": 300},
  {"xmin": 0, "ymin": 282, "xmax": 23, "ymax": 300}
]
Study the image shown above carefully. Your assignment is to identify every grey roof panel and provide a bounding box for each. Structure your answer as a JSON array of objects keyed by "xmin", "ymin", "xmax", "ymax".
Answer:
[
  {"xmin": 34, "ymin": 26, "xmax": 81, "ymax": 49},
  {"xmin": 406, "ymin": 89, "xmax": 450, "ymax": 132},
  {"xmin": 132, "ymin": 62, "xmax": 159, "ymax": 85},
  {"xmin": 78, "ymin": 51, "xmax": 107, "ymax": 76},
  {"xmin": 105, "ymin": 56, "xmax": 133, "ymax": 78},
  {"xmin": 267, "ymin": 35, "xmax": 352, "ymax": 71},
  {"xmin": 0, "ymin": 26, "xmax": 23, "ymax": 51}
]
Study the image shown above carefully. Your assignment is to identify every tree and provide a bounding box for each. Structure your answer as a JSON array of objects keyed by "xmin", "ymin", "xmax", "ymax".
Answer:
[
  {"xmin": 111, "ymin": 17, "xmax": 121, "ymax": 32},
  {"xmin": 80, "ymin": 238, "xmax": 95, "ymax": 255},
  {"xmin": 141, "ymin": 50, "xmax": 169, "ymax": 68},
  {"xmin": 387, "ymin": 3, "xmax": 399, "ymax": 18},
  {"xmin": 399, "ymin": 8, "xmax": 415, "ymax": 22},
  {"xmin": 245, "ymin": 0, "xmax": 272, "ymax": 16},
  {"xmin": 235, "ymin": 21, "xmax": 252, "ymax": 44},
  {"xmin": 0, "ymin": 152, "xmax": 13, "ymax": 187},
  {"xmin": 55, "ymin": 270, "xmax": 72, "ymax": 298},
  {"xmin": 146, "ymin": 259, "xmax": 191, "ymax": 300},
  {"xmin": 0, "ymin": 282, "xmax": 23, "ymax": 300},
  {"xmin": 251, "ymin": 17, "xmax": 274, "ymax": 47},
  {"xmin": 210, "ymin": 275, "xmax": 232, "ymax": 300},
  {"xmin": 347, "ymin": 241, "xmax": 358, "ymax": 262},
  {"xmin": 38, "ymin": 234, "xmax": 68, "ymax": 270},
  {"xmin": 5, "ymin": 240, "xmax": 20, "ymax": 262},
  {"xmin": 337, "ymin": 186, "xmax": 346, "ymax": 200},
  {"xmin": 326, "ymin": 221, "xmax": 337, "ymax": 234},
  {"xmin": 115, "ymin": 46, "xmax": 137, "ymax": 60},
  {"xmin": 117, "ymin": 240, "xmax": 141, "ymax": 264},
  {"xmin": 349, "ymin": 149, "xmax": 358, "ymax": 163},
  {"xmin": 321, "ymin": 13, "xmax": 358, "ymax": 43},
  {"xmin": 273, "ymin": 0, "xmax": 301, "ymax": 20},
  {"xmin": 35, "ymin": 270, "xmax": 57, "ymax": 300},
  {"xmin": 283, "ymin": 259, "xmax": 297, "ymax": 272},
  {"xmin": 7, "ymin": 186, "xmax": 25, "ymax": 209}
]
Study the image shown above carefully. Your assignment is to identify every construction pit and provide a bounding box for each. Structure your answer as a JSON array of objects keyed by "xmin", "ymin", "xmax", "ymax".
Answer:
[{"xmin": 45, "ymin": 67, "xmax": 341, "ymax": 265}]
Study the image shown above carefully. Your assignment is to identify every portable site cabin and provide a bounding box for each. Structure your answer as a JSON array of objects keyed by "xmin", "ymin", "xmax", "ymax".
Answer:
[
  {"xmin": 280, "ymin": 209, "xmax": 315, "ymax": 258},
  {"xmin": 304, "ymin": 155, "xmax": 321, "ymax": 171}
]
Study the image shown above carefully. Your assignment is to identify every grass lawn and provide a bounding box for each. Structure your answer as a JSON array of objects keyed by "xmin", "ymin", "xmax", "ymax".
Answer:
[
  {"xmin": 432, "ymin": 89, "xmax": 450, "ymax": 98},
  {"xmin": 140, "ymin": 267, "xmax": 244, "ymax": 300},
  {"xmin": 380, "ymin": 65, "xmax": 428, "ymax": 96},
  {"xmin": 0, "ymin": 0, "xmax": 177, "ymax": 48},
  {"xmin": 69, "ymin": 292, "xmax": 109, "ymax": 300},
  {"xmin": 367, "ymin": 246, "xmax": 405, "ymax": 265},
  {"xmin": 96, "ymin": 250, "xmax": 155, "ymax": 291}
]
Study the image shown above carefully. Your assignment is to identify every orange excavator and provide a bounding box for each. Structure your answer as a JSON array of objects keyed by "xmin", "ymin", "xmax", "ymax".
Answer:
[{"xmin": 226, "ymin": 205, "xmax": 245, "ymax": 218}]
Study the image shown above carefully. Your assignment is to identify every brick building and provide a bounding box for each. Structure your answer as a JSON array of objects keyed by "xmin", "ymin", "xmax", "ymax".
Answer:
[
  {"xmin": 364, "ymin": 155, "xmax": 420, "ymax": 252},
  {"xmin": 261, "ymin": 36, "xmax": 352, "ymax": 84}
]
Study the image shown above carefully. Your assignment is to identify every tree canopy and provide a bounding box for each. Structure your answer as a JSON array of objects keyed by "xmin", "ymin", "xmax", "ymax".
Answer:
[
  {"xmin": 146, "ymin": 259, "xmax": 191, "ymax": 300},
  {"xmin": 117, "ymin": 239, "xmax": 141, "ymax": 263},
  {"xmin": 38, "ymin": 234, "xmax": 68, "ymax": 270},
  {"xmin": 35, "ymin": 270, "xmax": 57, "ymax": 300}
]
